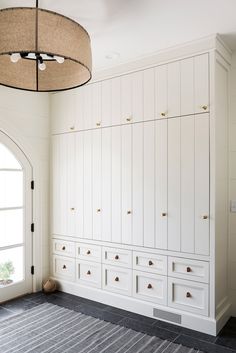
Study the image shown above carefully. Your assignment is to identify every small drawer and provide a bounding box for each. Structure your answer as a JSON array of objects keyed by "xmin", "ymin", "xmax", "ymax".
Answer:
[
  {"xmin": 76, "ymin": 260, "xmax": 101, "ymax": 289},
  {"xmin": 52, "ymin": 255, "xmax": 75, "ymax": 281},
  {"xmin": 133, "ymin": 251, "xmax": 167, "ymax": 275},
  {"xmin": 102, "ymin": 247, "xmax": 132, "ymax": 268},
  {"xmin": 168, "ymin": 278, "xmax": 209, "ymax": 316},
  {"xmin": 52, "ymin": 239, "xmax": 75, "ymax": 258},
  {"xmin": 102, "ymin": 265, "xmax": 132, "ymax": 296},
  {"xmin": 168, "ymin": 257, "xmax": 209, "ymax": 283},
  {"xmin": 76, "ymin": 243, "xmax": 101, "ymax": 263},
  {"xmin": 133, "ymin": 271, "xmax": 167, "ymax": 305}
]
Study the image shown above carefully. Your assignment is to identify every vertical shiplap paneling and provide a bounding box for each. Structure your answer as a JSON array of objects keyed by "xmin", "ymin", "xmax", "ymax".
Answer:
[
  {"xmin": 75, "ymin": 131, "xmax": 84, "ymax": 238},
  {"xmin": 92, "ymin": 82, "xmax": 102, "ymax": 129},
  {"xmin": 155, "ymin": 64, "xmax": 168, "ymax": 119},
  {"xmin": 102, "ymin": 80, "xmax": 112, "ymax": 127},
  {"xmin": 143, "ymin": 121, "xmax": 155, "ymax": 247},
  {"xmin": 168, "ymin": 118, "xmax": 181, "ymax": 251},
  {"xmin": 155, "ymin": 119, "xmax": 168, "ymax": 249},
  {"xmin": 111, "ymin": 126, "xmax": 122, "ymax": 243},
  {"xmin": 52, "ymin": 136, "xmax": 60, "ymax": 234},
  {"xmin": 60, "ymin": 134, "xmax": 68, "ymax": 235},
  {"xmin": 181, "ymin": 57, "xmax": 194, "ymax": 116},
  {"xmin": 122, "ymin": 124, "xmax": 132, "ymax": 244},
  {"xmin": 111, "ymin": 77, "xmax": 121, "ymax": 126},
  {"xmin": 121, "ymin": 74, "xmax": 132, "ymax": 124},
  {"xmin": 101, "ymin": 128, "xmax": 112, "ymax": 241},
  {"xmin": 67, "ymin": 133, "xmax": 76, "ymax": 236},
  {"xmin": 181, "ymin": 116, "xmax": 195, "ymax": 253},
  {"xmin": 132, "ymin": 123, "xmax": 143, "ymax": 246},
  {"xmin": 51, "ymin": 91, "xmax": 75, "ymax": 134},
  {"xmin": 195, "ymin": 114, "xmax": 210, "ymax": 255},
  {"xmin": 83, "ymin": 85, "xmax": 93, "ymax": 130},
  {"xmin": 92, "ymin": 129, "xmax": 102, "ymax": 240},
  {"xmin": 132, "ymin": 71, "xmax": 143, "ymax": 123},
  {"xmin": 143, "ymin": 68, "xmax": 155, "ymax": 121},
  {"xmin": 194, "ymin": 54, "xmax": 209, "ymax": 114},
  {"xmin": 75, "ymin": 87, "xmax": 84, "ymax": 131},
  {"xmin": 83, "ymin": 130, "xmax": 93, "ymax": 238},
  {"xmin": 168, "ymin": 61, "xmax": 180, "ymax": 117}
]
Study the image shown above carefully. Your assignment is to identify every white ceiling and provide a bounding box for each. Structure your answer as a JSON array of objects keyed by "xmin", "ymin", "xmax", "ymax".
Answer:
[{"xmin": 1, "ymin": 0, "xmax": 236, "ymax": 71}]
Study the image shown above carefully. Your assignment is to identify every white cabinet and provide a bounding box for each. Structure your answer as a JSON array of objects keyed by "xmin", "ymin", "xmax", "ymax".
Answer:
[
  {"xmin": 168, "ymin": 257, "xmax": 209, "ymax": 283},
  {"xmin": 103, "ymin": 265, "xmax": 132, "ymax": 296},
  {"xmin": 52, "ymin": 255, "xmax": 75, "ymax": 281},
  {"xmin": 51, "ymin": 91, "xmax": 76, "ymax": 134},
  {"xmin": 92, "ymin": 129, "xmax": 102, "ymax": 240},
  {"xmin": 76, "ymin": 260, "xmax": 101, "ymax": 288},
  {"xmin": 194, "ymin": 54, "xmax": 209, "ymax": 114},
  {"xmin": 133, "ymin": 251, "xmax": 167, "ymax": 275},
  {"xmin": 168, "ymin": 61, "xmax": 181, "ymax": 118}
]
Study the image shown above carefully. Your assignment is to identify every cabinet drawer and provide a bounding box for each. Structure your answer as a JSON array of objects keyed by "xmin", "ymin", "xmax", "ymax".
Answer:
[
  {"xmin": 133, "ymin": 251, "xmax": 167, "ymax": 275},
  {"xmin": 52, "ymin": 239, "xmax": 76, "ymax": 258},
  {"xmin": 102, "ymin": 247, "xmax": 132, "ymax": 268},
  {"xmin": 168, "ymin": 257, "xmax": 209, "ymax": 283},
  {"xmin": 52, "ymin": 255, "xmax": 75, "ymax": 281},
  {"xmin": 76, "ymin": 260, "xmax": 101, "ymax": 288},
  {"xmin": 133, "ymin": 271, "xmax": 167, "ymax": 305},
  {"xmin": 76, "ymin": 243, "xmax": 101, "ymax": 263},
  {"xmin": 168, "ymin": 278, "xmax": 208, "ymax": 316},
  {"xmin": 102, "ymin": 265, "xmax": 132, "ymax": 296}
]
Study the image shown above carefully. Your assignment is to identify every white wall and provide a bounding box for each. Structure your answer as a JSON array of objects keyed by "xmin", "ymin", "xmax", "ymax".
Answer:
[
  {"xmin": 0, "ymin": 86, "xmax": 50, "ymax": 291},
  {"xmin": 229, "ymin": 52, "xmax": 236, "ymax": 315}
]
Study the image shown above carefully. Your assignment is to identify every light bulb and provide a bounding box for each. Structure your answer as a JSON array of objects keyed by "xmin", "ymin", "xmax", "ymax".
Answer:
[
  {"xmin": 38, "ymin": 62, "xmax": 46, "ymax": 71},
  {"xmin": 54, "ymin": 56, "xmax": 65, "ymax": 64},
  {"xmin": 10, "ymin": 53, "xmax": 21, "ymax": 63}
]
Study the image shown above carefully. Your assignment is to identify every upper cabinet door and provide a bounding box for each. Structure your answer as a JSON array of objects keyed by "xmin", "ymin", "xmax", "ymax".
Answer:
[
  {"xmin": 194, "ymin": 54, "xmax": 209, "ymax": 114},
  {"xmin": 155, "ymin": 65, "xmax": 168, "ymax": 119},
  {"xmin": 181, "ymin": 58, "xmax": 194, "ymax": 116},
  {"xmin": 168, "ymin": 61, "xmax": 181, "ymax": 118},
  {"xmin": 143, "ymin": 68, "xmax": 155, "ymax": 121},
  {"xmin": 121, "ymin": 75, "xmax": 132, "ymax": 124},
  {"xmin": 51, "ymin": 91, "xmax": 76, "ymax": 134},
  {"xmin": 102, "ymin": 80, "xmax": 112, "ymax": 127},
  {"xmin": 92, "ymin": 82, "xmax": 102, "ymax": 129}
]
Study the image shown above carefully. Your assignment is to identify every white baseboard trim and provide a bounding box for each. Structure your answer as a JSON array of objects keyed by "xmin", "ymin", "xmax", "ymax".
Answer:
[
  {"xmin": 52, "ymin": 277, "xmax": 221, "ymax": 336},
  {"xmin": 216, "ymin": 297, "xmax": 232, "ymax": 334}
]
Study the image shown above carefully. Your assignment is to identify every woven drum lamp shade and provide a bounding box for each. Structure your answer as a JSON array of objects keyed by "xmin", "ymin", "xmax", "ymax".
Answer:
[{"xmin": 0, "ymin": 7, "xmax": 92, "ymax": 92}]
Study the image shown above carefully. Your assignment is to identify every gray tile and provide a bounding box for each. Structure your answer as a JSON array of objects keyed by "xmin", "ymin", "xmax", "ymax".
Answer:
[
  {"xmin": 0, "ymin": 307, "xmax": 15, "ymax": 321},
  {"xmin": 1, "ymin": 298, "xmax": 40, "ymax": 314},
  {"xmin": 215, "ymin": 328, "xmax": 236, "ymax": 351}
]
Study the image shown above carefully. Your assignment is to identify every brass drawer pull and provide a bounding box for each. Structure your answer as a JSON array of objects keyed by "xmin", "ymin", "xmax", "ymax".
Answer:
[
  {"xmin": 148, "ymin": 260, "xmax": 153, "ymax": 266},
  {"xmin": 115, "ymin": 277, "xmax": 119, "ymax": 282},
  {"xmin": 87, "ymin": 270, "xmax": 91, "ymax": 275},
  {"xmin": 161, "ymin": 112, "xmax": 166, "ymax": 117},
  {"xmin": 186, "ymin": 292, "xmax": 192, "ymax": 298},
  {"xmin": 126, "ymin": 116, "xmax": 132, "ymax": 122},
  {"xmin": 202, "ymin": 215, "xmax": 208, "ymax": 220},
  {"xmin": 202, "ymin": 105, "xmax": 208, "ymax": 111},
  {"xmin": 161, "ymin": 212, "xmax": 167, "ymax": 217},
  {"xmin": 115, "ymin": 255, "xmax": 119, "ymax": 260},
  {"xmin": 87, "ymin": 250, "xmax": 91, "ymax": 255},
  {"xmin": 147, "ymin": 283, "xmax": 152, "ymax": 289},
  {"xmin": 62, "ymin": 246, "xmax": 66, "ymax": 251},
  {"xmin": 96, "ymin": 122, "xmax": 101, "ymax": 127},
  {"xmin": 186, "ymin": 267, "xmax": 192, "ymax": 273},
  {"xmin": 63, "ymin": 265, "xmax": 67, "ymax": 269},
  {"xmin": 70, "ymin": 126, "xmax": 75, "ymax": 130}
]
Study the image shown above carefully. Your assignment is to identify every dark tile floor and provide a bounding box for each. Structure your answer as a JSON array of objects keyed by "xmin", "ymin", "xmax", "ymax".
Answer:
[{"xmin": 0, "ymin": 291, "xmax": 235, "ymax": 353}]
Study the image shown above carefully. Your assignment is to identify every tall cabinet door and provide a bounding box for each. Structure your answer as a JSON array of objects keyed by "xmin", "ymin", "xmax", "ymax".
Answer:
[
  {"xmin": 194, "ymin": 54, "xmax": 209, "ymax": 114},
  {"xmin": 52, "ymin": 133, "xmax": 76, "ymax": 236},
  {"xmin": 83, "ymin": 130, "xmax": 93, "ymax": 238},
  {"xmin": 155, "ymin": 120, "xmax": 168, "ymax": 249},
  {"xmin": 92, "ymin": 129, "xmax": 102, "ymax": 240},
  {"xmin": 122, "ymin": 125, "xmax": 132, "ymax": 244},
  {"xmin": 75, "ymin": 132, "xmax": 84, "ymax": 238}
]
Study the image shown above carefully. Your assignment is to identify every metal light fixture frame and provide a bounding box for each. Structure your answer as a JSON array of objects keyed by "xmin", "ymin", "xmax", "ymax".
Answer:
[{"xmin": 0, "ymin": 0, "xmax": 92, "ymax": 92}]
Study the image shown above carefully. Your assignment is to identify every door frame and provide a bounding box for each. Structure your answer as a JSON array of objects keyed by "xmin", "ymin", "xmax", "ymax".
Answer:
[{"xmin": 0, "ymin": 130, "xmax": 33, "ymax": 303}]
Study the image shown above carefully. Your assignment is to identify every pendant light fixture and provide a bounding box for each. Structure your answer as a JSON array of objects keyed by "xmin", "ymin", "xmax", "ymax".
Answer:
[{"xmin": 0, "ymin": 0, "xmax": 92, "ymax": 92}]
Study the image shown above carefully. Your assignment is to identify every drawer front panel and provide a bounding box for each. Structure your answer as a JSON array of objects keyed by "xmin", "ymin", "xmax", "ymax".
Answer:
[
  {"xmin": 168, "ymin": 278, "xmax": 208, "ymax": 316},
  {"xmin": 102, "ymin": 265, "xmax": 132, "ymax": 296},
  {"xmin": 102, "ymin": 247, "xmax": 132, "ymax": 268},
  {"xmin": 133, "ymin": 271, "xmax": 167, "ymax": 305},
  {"xmin": 52, "ymin": 239, "xmax": 76, "ymax": 257},
  {"xmin": 76, "ymin": 243, "xmax": 101, "ymax": 262},
  {"xmin": 53, "ymin": 255, "xmax": 75, "ymax": 281},
  {"xmin": 76, "ymin": 260, "xmax": 101, "ymax": 288},
  {"xmin": 168, "ymin": 257, "xmax": 209, "ymax": 283},
  {"xmin": 133, "ymin": 251, "xmax": 167, "ymax": 275}
]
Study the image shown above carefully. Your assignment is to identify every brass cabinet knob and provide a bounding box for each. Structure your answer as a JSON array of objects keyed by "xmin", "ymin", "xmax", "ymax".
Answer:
[
  {"xmin": 62, "ymin": 246, "xmax": 66, "ymax": 251},
  {"xmin": 70, "ymin": 126, "xmax": 75, "ymax": 130},
  {"xmin": 186, "ymin": 267, "xmax": 192, "ymax": 273},
  {"xmin": 63, "ymin": 265, "xmax": 67, "ymax": 269},
  {"xmin": 115, "ymin": 277, "xmax": 119, "ymax": 282},
  {"xmin": 127, "ymin": 210, "xmax": 132, "ymax": 215},
  {"xmin": 115, "ymin": 255, "xmax": 119, "ymax": 260},
  {"xmin": 87, "ymin": 250, "xmax": 91, "ymax": 255},
  {"xmin": 186, "ymin": 292, "xmax": 191, "ymax": 298},
  {"xmin": 202, "ymin": 215, "xmax": 208, "ymax": 220},
  {"xmin": 96, "ymin": 122, "xmax": 101, "ymax": 127},
  {"xmin": 161, "ymin": 212, "xmax": 167, "ymax": 217},
  {"xmin": 70, "ymin": 207, "xmax": 75, "ymax": 211},
  {"xmin": 202, "ymin": 105, "xmax": 208, "ymax": 111},
  {"xmin": 147, "ymin": 283, "xmax": 152, "ymax": 289},
  {"xmin": 161, "ymin": 112, "xmax": 166, "ymax": 117},
  {"xmin": 148, "ymin": 260, "xmax": 153, "ymax": 266},
  {"xmin": 87, "ymin": 270, "xmax": 91, "ymax": 275},
  {"xmin": 126, "ymin": 116, "xmax": 132, "ymax": 122},
  {"xmin": 97, "ymin": 208, "xmax": 101, "ymax": 213}
]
